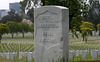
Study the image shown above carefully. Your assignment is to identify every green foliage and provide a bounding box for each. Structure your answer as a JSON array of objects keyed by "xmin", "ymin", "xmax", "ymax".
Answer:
[
  {"xmin": 80, "ymin": 21, "xmax": 93, "ymax": 42},
  {"xmin": 0, "ymin": 23, "xmax": 10, "ymax": 43},
  {"xmin": 0, "ymin": 23, "xmax": 10, "ymax": 35},
  {"xmin": 1, "ymin": 9, "xmax": 23, "ymax": 24},
  {"xmin": 97, "ymin": 24, "xmax": 100, "ymax": 31},
  {"xmin": 18, "ymin": 22, "xmax": 30, "ymax": 38},
  {"xmin": 29, "ymin": 24, "xmax": 34, "ymax": 33},
  {"xmin": 88, "ymin": 0, "xmax": 100, "ymax": 31},
  {"xmin": 6, "ymin": 21, "xmax": 19, "ymax": 38},
  {"xmin": 6, "ymin": 21, "xmax": 19, "ymax": 33},
  {"xmin": 20, "ymin": 0, "xmax": 89, "ymax": 37}
]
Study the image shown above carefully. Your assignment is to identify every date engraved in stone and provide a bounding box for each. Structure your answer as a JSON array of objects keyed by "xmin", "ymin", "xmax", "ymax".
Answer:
[
  {"xmin": 43, "ymin": 31, "xmax": 53, "ymax": 36},
  {"xmin": 40, "ymin": 38, "xmax": 56, "ymax": 43},
  {"xmin": 37, "ymin": 23, "xmax": 59, "ymax": 28},
  {"xmin": 42, "ymin": 15, "xmax": 54, "ymax": 20}
]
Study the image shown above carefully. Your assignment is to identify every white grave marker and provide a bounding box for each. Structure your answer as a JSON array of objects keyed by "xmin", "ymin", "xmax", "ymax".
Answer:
[{"xmin": 34, "ymin": 6, "xmax": 69, "ymax": 62}]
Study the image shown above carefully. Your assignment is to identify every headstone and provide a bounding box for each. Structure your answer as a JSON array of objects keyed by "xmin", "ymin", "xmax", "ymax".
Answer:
[
  {"xmin": 69, "ymin": 51, "xmax": 74, "ymax": 60},
  {"xmin": 23, "ymin": 52, "xmax": 27, "ymax": 57},
  {"xmin": 82, "ymin": 50, "xmax": 88, "ymax": 59},
  {"xmin": 19, "ymin": 52, "xmax": 23, "ymax": 59},
  {"xmin": 34, "ymin": 6, "xmax": 69, "ymax": 62},
  {"xmin": 28, "ymin": 52, "xmax": 32, "ymax": 61},
  {"xmin": 76, "ymin": 50, "xmax": 80, "ymax": 56},
  {"xmin": 6, "ymin": 53, "xmax": 10, "ymax": 59},
  {"xmin": 91, "ymin": 50, "xmax": 98, "ymax": 60},
  {"xmin": 79, "ymin": 50, "xmax": 83, "ymax": 55},
  {"xmin": 98, "ymin": 49, "xmax": 100, "ymax": 55},
  {"xmin": 32, "ymin": 51, "xmax": 35, "ymax": 58},
  {"xmin": 10, "ymin": 53, "xmax": 16, "ymax": 61},
  {"xmin": 0, "ymin": 53, "xmax": 5, "ymax": 58}
]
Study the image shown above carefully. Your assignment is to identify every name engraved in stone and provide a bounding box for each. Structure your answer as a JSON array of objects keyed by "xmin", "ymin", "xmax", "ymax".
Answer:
[
  {"xmin": 37, "ymin": 23, "xmax": 59, "ymax": 28},
  {"xmin": 43, "ymin": 31, "xmax": 53, "ymax": 36},
  {"xmin": 42, "ymin": 15, "xmax": 54, "ymax": 20},
  {"xmin": 40, "ymin": 38, "xmax": 56, "ymax": 43}
]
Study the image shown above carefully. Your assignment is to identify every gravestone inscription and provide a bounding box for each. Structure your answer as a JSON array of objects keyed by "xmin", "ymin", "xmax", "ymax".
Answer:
[{"xmin": 34, "ymin": 6, "xmax": 69, "ymax": 62}]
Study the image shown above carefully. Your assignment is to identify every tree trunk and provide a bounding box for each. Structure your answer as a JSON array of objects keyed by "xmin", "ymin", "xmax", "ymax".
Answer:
[
  {"xmin": 22, "ymin": 33, "xmax": 24, "ymax": 38},
  {"xmin": 0, "ymin": 39, "xmax": 1, "ymax": 43},
  {"xmin": 99, "ymin": 31, "xmax": 100, "ymax": 36},
  {"xmin": 85, "ymin": 38, "xmax": 87, "ymax": 43},
  {"xmin": 12, "ymin": 34, "xmax": 14, "ymax": 38},
  {"xmin": 83, "ymin": 37, "xmax": 84, "ymax": 41},
  {"xmin": 0, "ymin": 34, "xmax": 2, "ymax": 43},
  {"xmin": 94, "ymin": 24, "xmax": 96, "ymax": 36}
]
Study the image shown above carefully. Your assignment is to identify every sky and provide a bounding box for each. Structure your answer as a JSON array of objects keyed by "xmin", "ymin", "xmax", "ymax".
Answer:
[{"xmin": 0, "ymin": 0, "xmax": 23, "ymax": 9}]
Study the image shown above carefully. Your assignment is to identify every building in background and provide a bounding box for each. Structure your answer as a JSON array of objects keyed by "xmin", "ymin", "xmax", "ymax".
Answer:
[
  {"xmin": 9, "ymin": 2, "xmax": 21, "ymax": 15},
  {"xmin": 0, "ymin": 9, "xmax": 9, "ymax": 19}
]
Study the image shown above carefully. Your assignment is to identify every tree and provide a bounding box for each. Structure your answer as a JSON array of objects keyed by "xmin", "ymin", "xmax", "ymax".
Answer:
[
  {"xmin": 29, "ymin": 24, "xmax": 34, "ymax": 37},
  {"xmin": 20, "ymin": 0, "xmax": 89, "ymax": 37},
  {"xmin": 0, "ymin": 23, "xmax": 10, "ymax": 43},
  {"xmin": 6, "ymin": 21, "xmax": 19, "ymax": 38},
  {"xmin": 97, "ymin": 24, "xmax": 100, "ymax": 35},
  {"xmin": 80, "ymin": 21, "xmax": 93, "ymax": 43},
  {"xmin": 18, "ymin": 22, "xmax": 30, "ymax": 38},
  {"xmin": 88, "ymin": 0, "xmax": 100, "ymax": 35},
  {"xmin": 1, "ymin": 9, "xmax": 23, "ymax": 24}
]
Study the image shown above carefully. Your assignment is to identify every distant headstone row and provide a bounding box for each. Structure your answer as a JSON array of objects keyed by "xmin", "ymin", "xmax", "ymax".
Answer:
[
  {"xmin": 69, "ymin": 50, "xmax": 99, "ymax": 60},
  {"xmin": 0, "ymin": 43, "xmax": 34, "ymax": 53},
  {"xmin": 0, "ymin": 52, "xmax": 34, "ymax": 61}
]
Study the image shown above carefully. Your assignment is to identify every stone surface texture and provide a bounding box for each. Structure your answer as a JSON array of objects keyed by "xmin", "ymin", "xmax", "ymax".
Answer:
[{"xmin": 34, "ymin": 6, "xmax": 69, "ymax": 62}]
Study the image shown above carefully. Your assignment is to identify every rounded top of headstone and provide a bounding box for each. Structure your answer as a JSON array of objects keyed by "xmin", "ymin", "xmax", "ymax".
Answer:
[{"xmin": 36, "ymin": 6, "xmax": 68, "ymax": 9}]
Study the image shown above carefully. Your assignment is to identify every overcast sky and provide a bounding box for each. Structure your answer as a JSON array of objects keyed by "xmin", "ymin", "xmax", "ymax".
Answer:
[{"xmin": 0, "ymin": 0, "xmax": 23, "ymax": 9}]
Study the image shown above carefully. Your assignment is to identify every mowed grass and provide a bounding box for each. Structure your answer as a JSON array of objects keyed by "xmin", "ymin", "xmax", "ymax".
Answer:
[
  {"xmin": 1, "ymin": 31, "xmax": 100, "ymax": 43},
  {"xmin": 1, "ymin": 32, "xmax": 34, "ymax": 43},
  {"xmin": 69, "ymin": 31, "xmax": 100, "ymax": 42},
  {"xmin": 1, "ymin": 32, "xmax": 100, "ymax": 62},
  {"xmin": 0, "ymin": 43, "xmax": 34, "ymax": 62},
  {"xmin": 0, "ymin": 57, "xmax": 34, "ymax": 62}
]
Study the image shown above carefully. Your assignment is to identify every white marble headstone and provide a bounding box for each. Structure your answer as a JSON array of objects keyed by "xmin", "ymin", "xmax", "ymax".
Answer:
[
  {"xmin": 34, "ymin": 6, "xmax": 69, "ymax": 62},
  {"xmin": 98, "ymin": 49, "xmax": 100, "ymax": 55},
  {"xmin": 69, "ymin": 51, "xmax": 74, "ymax": 60},
  {"xmin": 28, "ymin": 52, "xmax": 32, "ymax": 61},
  {"xmin": 76, "ymin": 50, "xmax": 80, "ymax": 56},
  {"xmin": 10, "ymin": 53, "xmax": 16, "ymax": 61},
  {"xmin": 91, "ymin": 50, "xmax": 98, "ymax": 60},
  {"xmin": 19, "ymin": 52, "xmax": 23, "ymax": 59},
  {"xmin": 6, "ymin": 53, "xmax": 10, "ymax": 59},
  {"xmin": 23, "ymin": 52, "xmax": 27, "ymax": 57},
  {"xmin": 82, "ymin": 50, "xmax": 88, "ymax": 59}
]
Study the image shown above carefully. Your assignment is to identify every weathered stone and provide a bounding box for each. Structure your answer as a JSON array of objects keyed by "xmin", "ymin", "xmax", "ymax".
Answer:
[
  {"xmin": 76, "ymin": 50, "xmax": 80, "ymax": 56},
  {"xmin": 19, "ymin": 52, "xmax": 23, "ymax": 59},
  {"xmin": 10, "ymin": 53, "xmax": 16, "ymax": 61},
  {"xmin": 28, "ymin": 52, "xmax": 32, "ymax": 61},
  {"xmin": 69, "ymin": 51, "xmax": 74, "ymax": 60},
  {"xmin": 6, "ymin": 53, "xmax": 10, "ymax": 59},
  {"xmin": 34, "ymin": 6, "xmax": 69, "ymax": 62},
  {"xmin": 91, "ymin": 50, "xmax": 98, "ymax": 60},
  {"xmin": 82, "ymin": 50, "xmax": 88, "ymax": 59},
  {"xmin": 23, "ymin": 52, "xmax": 27, "ymax": 57}
]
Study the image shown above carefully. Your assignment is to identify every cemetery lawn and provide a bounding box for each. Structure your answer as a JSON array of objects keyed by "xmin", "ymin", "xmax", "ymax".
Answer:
[
  {"xmin": 0, "ymin": 57, "xmax": 34, "ymax": 62},
  {"xmin": 1, "ymin": 32, "xmax": 34, "ymax": 43},
  {"xmin": 69, "ymin": 43, "xmax": 100, "ymax": 61},
  {"xmin": 1, "ymin": 32, "xmax": 100, "ymax": 61}
]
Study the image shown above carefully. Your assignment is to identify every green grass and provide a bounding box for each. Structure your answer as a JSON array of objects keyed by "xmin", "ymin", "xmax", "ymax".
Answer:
[
  {"xmin": 1, "ymin": 32, "xmax": 100, "ymax": 62},
  {"xmin": 0, "ymin": 43, "xmax": 34, "ymax": 62}
]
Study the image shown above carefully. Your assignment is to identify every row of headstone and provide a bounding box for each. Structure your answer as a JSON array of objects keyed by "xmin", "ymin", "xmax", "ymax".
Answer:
[
  {"xmin": 0, "ymin": 52, "xmax": 34, "ymax": 61},
  {"xmin": 0, "ymin": 44, "xmax": 5, "ymax": 52},
  {"xmin": 0, "ymin": 43, "xmax": 34, "ymax": 53},
  {"xmin": 69, "ymin": 45, "xmax": 100, "ymax": 51},
  {"xmin": 69, "ymin": 50, "xmax": 98, "ymax": 60}
]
